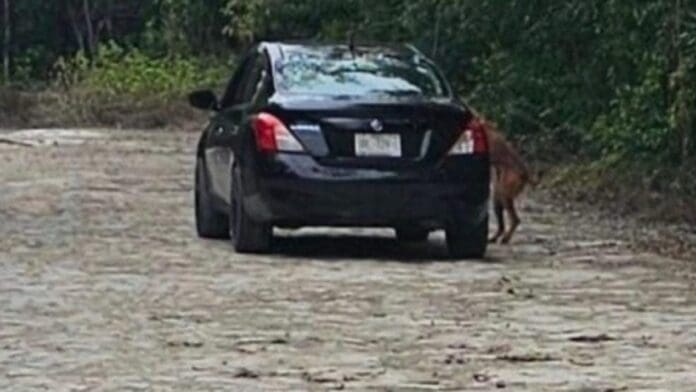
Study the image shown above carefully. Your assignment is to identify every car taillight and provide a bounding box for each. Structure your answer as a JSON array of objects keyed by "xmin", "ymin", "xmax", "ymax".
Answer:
[
  {"xmin": 253, "ymin": 112, "xmax": 305, "ymax": 153},
  {"xmin": 448, "ymin": 116, "xmax": 489, "ymax": 155}
]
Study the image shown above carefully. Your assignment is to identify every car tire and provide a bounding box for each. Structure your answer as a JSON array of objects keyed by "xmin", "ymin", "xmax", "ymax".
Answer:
[
  {"xmin": 195, "ymin": 158, "xmax": 230, "ymax": 239},
  {"xmin": 446, "ymin": 215, "xmax": 489, "ymax": 259},
  {"xmin": 230, "ymin": 167, "xmax": 272, "ymax": 253},
  {"xmin": 395, "ymin": 227, "xmax": 430, "ymax": 243}
]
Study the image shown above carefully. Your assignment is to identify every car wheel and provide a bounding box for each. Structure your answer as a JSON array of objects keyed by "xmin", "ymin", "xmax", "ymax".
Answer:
[
  {"xmin": 195, "ymin": 158, "xmax": 229, "ymax": 239},
  {"xmin": 230, "ymin": 167, "xmax": 272, "ymax": 253},
  {"xmin": 446, "ymin": 215, "xmax": 489, "ymax": 259},
  {"xmin": 395, "ymin": 227, "xmax": 430, "ymax": 243}
]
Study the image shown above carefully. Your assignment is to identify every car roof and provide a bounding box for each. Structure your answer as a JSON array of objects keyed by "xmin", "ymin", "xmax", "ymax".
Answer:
[{"xmin": 259, "ymin": 41, "xmax": 427, "ymax": 63}]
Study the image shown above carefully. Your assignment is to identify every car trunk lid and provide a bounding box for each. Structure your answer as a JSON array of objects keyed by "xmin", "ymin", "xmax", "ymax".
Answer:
[{"xmin": 271, "ymin": 98, "xmax": 468, "ymax": 169}]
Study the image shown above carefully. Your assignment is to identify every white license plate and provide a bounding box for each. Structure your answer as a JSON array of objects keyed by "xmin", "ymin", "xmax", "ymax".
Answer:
[{"xmin": 354, "ymin": 134, "xmax": 402, "ymax": 157}]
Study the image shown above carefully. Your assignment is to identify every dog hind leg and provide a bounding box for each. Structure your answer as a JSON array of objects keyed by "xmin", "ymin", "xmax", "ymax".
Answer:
[
  {"xmin": 489, "ymin": 200, "xmax": 505, "ymax": 243},
  {"xmin": 501, "ymin": 199, "xmax": 520, "ymax": 245}
]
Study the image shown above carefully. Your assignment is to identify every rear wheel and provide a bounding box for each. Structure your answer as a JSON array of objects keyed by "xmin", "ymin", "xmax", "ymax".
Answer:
[
  {"xmin": 446, "ymin": 215, "xmax": 489, "ymax": 259},
  {"xmin": 230, "ymin": 168, "xmax": 272, "ymax": 253},
  {"xmin": 395, "ymin": 227, "xmax": 430, "ymax": 243},
  {"xmin": 195, "ymin": 158, "xmax": 229, "ymax": 239}
]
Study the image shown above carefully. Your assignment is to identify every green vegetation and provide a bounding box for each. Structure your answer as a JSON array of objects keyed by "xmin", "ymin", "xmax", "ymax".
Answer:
[
  {"xmin": 54, "ymin": 43, "xmax": 226, "ymax": 100},
  {"xmin": 1, "ymin": 0, "xmax": 695, "ymax": 220}
]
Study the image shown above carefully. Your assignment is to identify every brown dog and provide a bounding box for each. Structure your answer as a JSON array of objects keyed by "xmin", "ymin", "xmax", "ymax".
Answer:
[{"xmin": 477, "ymin": 116, "xmax": 538, "ymax": 244}]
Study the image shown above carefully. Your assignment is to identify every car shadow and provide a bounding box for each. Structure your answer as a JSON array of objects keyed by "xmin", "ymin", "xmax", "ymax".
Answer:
[{"xmin": 270, "ymin": 232, "xmax": 499, "ymax": 264}]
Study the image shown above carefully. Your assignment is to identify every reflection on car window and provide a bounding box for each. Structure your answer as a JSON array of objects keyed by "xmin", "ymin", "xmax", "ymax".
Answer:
[{"xmin": 274, "ymin": 47, "xmax": 447, "ymax": 98}]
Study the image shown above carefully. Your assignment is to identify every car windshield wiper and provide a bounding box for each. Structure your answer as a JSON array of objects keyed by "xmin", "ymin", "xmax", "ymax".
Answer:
[{"xmin": 369, "ymin": 89, "xmax": 422, "ymax": 97}]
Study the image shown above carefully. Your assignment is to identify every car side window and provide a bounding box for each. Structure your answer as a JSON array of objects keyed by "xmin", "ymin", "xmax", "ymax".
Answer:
[
  {"xmin": 219, "ymin": 56, "xmax": 254, "ymax": 109},
  {"xmin": 237, "ymin": 55, "xmax": 268, "ymax": 105},
  {"xmin": 253, "ymin": 55, "xmax": 274, "ymax": 105}
]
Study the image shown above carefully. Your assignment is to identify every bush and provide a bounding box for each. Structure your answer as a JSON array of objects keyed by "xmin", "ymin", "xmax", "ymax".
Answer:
[
  {"xmin": 589, "ymin": 57, "xmax": 672, "ymax": 160},
  {"xmin": 54, "ymin": 41, "xmax": 228, "ymax": 100},
  {"xmin": 44, "ymin": 41, "xmax": 231, "ymax": 128}
]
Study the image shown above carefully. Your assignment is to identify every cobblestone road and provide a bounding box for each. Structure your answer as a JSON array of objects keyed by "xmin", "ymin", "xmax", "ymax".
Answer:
[{"xmin": 1, "ymin": 129, "xmax": 695, "ymax": 391}]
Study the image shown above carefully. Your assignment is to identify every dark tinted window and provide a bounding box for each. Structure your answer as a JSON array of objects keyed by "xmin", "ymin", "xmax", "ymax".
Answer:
[
  {"xmin": 232, "ymin": 56, "xmax": 258, "ymax": 104},
  {"xmin": 218, "ymin": 52, "xmax": 270, "ymax": 109},
  {"xmin": 274, "ymin": 46, "xmax": 449, "ymax": 98},
  {"xmin": 220, "ymin": 56, "xmax": 253, "ymax": 108},
  {"xmin": 238, "ymin": 56, "xmax": 267, "ymax": 104}
]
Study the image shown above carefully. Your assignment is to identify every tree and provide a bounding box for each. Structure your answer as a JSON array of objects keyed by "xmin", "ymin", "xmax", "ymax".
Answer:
[
  {"xmin": 2, "ymin": 0, "xmax": 9, "ymax": 82},
  {"xmin": 1, "ymin": 0, "xmax": 695, "ymax": 165}
]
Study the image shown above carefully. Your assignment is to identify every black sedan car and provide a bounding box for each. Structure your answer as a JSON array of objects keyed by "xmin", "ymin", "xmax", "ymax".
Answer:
[{"xmin": 189, "ymin": 42, "xmax": 490, "ymax": 258}]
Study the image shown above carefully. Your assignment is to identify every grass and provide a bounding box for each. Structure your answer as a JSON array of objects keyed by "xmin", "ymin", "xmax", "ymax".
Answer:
[{"xmin": 1, "ymin": 43, "xmax": 230, "ymax": 130}]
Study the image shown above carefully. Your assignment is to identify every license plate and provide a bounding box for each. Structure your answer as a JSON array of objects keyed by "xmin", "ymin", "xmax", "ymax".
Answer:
[{"xmin": 354, "ymin": 134, "xmax": 401, "ymax": 157}]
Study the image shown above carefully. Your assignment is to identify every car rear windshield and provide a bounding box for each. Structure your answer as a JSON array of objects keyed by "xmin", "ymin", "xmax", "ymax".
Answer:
[{"xmin": 274, "ymin": 46, "xmax": 449, "ymax": 98}]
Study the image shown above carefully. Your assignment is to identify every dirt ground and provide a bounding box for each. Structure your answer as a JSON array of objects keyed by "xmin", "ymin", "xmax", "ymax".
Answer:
[{"xmin": 1, "ymin": 128, "xmax": 696, "ymax": 391}]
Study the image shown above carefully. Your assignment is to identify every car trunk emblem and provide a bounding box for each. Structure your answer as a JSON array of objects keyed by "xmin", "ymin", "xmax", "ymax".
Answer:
[{"xmin": 370, "ymin": 119, "xmax": 384, "ymax": 132}]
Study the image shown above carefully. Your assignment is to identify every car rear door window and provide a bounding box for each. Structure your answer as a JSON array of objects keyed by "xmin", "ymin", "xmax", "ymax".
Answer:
[
  {"xmin": 219, "ymin": 56, "xmax": 254, "ymax": 109},
  {"xmin": 237, "ymin": 56, "xmax": 268, "ymax": 105}
]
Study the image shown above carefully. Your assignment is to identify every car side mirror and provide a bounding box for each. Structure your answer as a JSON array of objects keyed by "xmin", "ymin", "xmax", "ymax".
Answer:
[{"xmin": 188, "ymin": 90, "xmax": 219, "ymax": 111}]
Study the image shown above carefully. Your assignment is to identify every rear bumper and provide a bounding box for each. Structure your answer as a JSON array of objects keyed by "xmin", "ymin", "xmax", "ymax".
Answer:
[{"xmin": 243, "ymin": 154, "xmax": 490, "ymax": 228}]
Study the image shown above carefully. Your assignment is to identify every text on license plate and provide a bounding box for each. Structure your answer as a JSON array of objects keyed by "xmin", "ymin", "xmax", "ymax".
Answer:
[{"xmin": 354, "ymin": 134, "xmax": 401, "ymax": 157}]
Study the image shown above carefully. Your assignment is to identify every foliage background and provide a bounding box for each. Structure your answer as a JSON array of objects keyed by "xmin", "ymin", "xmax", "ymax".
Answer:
[{"xmin": 1, "ymin": 0, "xmax": 695, "ymax": 220}]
